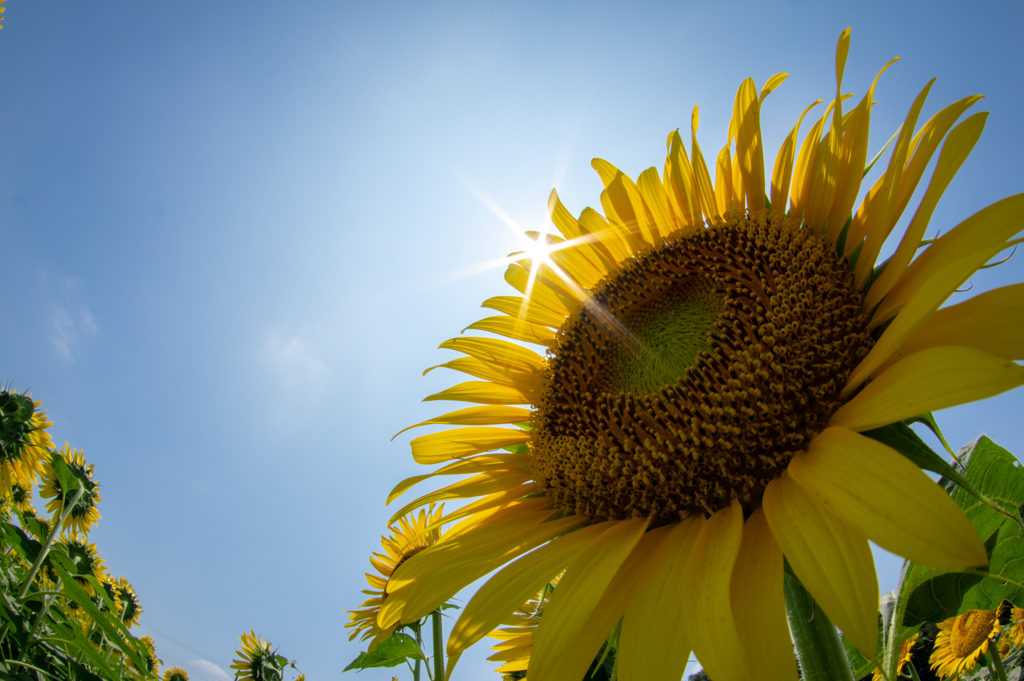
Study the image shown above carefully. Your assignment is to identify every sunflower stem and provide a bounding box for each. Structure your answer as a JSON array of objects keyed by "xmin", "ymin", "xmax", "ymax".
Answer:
[
  {"xmin": 16, "ymin": 594, "xmax": 55, "ymax": 662},
  {"xmin": 18, "ymin": 486, "xmax": 85, "ymax": 600},
  {"xmin": 990, "ymin": 645, "xmax": 1009, "ymax": 681},
  {"xmin": 431, "ymin": 609, "xmax": 445, "ymax": 681},
  {"xmin": 907, "ymin": 661, "xmax": 922, "ymax": 681},
  {"xmin": 783, "ymin": 567, "xmax": 856, "ymax": 681},
  {"xmin": 411, "ymin": 621, "xmax": 422, "ymax": 681}
]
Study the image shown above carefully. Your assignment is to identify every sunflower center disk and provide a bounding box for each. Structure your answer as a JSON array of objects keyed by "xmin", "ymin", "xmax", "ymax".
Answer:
[
  {"xmin": 950, "ymin": 610, "xmax": 997, "ymax": 658},
  {"xmin": 532, "ymin": 212, "xmax": 873, "ymax": 522}
]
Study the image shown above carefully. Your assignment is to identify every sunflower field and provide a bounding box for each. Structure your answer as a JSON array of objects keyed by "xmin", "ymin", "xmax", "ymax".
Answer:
[
  {"xmin": 0, "ymin": 389, "xmax": 306, "ymax": 681},
  {"xmin": 342, "ymin": 29, "xmax": 1024, "ymax": 681}
]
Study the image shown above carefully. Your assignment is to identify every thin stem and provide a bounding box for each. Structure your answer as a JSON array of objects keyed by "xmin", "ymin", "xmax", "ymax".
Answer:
[
  {"xmin": 783, "ymin": 567, "xmax": 856, "ymax": 681},
  {"xmin": 907, "ymin": 661, "xmax": 922, "ymax": 681},
  {"xmin": 990, "ymin": 645, "xmax": 1009, "ymax": 681},
  {"xmin": 432, "ymin": 609, "xmax": 445, "ymax": 681},
  {"xmin": 17, "ymin": 594, "xmax": 56, "ymax": 662},
  {"xmin": 412, "ymin": 621, "xmax": 422, "ymax": 681},
  {"xmin": 18, "ymin": 487, "xmax": 85, "ymax": 600}
]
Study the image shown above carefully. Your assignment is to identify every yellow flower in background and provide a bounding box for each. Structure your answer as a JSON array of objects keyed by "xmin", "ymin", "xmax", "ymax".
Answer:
[
  {"xmin": 130, "ymin": 634, "xmax": 161, "ymax": 677},
  {"xmin": 346, "ymin": 505, "xmax": 446, "ymax": 649},
  {"xmin": 486, "ymin": 575, "xmax": 560, "ymax": 680},
  {"xmin": 3, "ymin": 483, "xmax": 34, "ymax": 515},
  {"xmin": 873, "ymin": 632, "xmax": 919, "ymax": 681},
  {"xmin": 39, "ymin": 444, "xmax": 102, "ymax": 537},
  {"xmin": 381, "ymin": 28, "xmax": 1022, "ymax": 681},
  {"xmin": 231, "ymin": 630, "xmax": 277, "ymax": 681},
  {"xmin": 931, "ymin": 609, "xmax": 1002, "ymax": 679},
  {"xmin": 110, "ymin": 576, "xmax": 143, "ymax": 627},
  {"xmin": 162, "ymin": 666, "xmax": 190, "ymax": 681},
  {"xmin": 999, "ymin": 605, "xmax": 1024, "ymax": 656},
  {"xmin": 58, "ymin": 534, "xmax": 109, "ymax": 595},
  {"xmin": 0, "ymin": 391, "xmax": 53, "ymax": 495}
]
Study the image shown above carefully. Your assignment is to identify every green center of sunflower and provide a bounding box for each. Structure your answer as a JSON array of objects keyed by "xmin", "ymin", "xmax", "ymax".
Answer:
[
  {"xmin": 951, "ymin": 610, "xmax": 997, "ymax": 658},
  {"xmin": 532, "ymin": 212, "xmax": 873, "ymax": 521}
]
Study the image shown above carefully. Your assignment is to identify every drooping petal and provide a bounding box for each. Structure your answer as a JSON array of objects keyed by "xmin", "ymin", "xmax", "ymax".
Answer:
[
  {"xmin": 528, "ymin": 518, "xmax": 653, "ymax": 681},
  {"xmin": 763, "ymin": 473, "xmax": 878, "ymax": 658},
  {"xmin": 463, "ymin": 316, "xmax": 556, "ymax": 347},
  {"xmin": 445, "ymin": 522, "xmax": 611, "ymax": 679},
  {"xmin": 438, "ymin": 336, "xmax": 545, "ymax": 374},
  {"xmin": 503, "ymin": 262, "xmax": 573, "ymax": 317},
  {"xmin": 833, "ymin": 346, "xmax": 1024, "ymax": 431},
  {"xmin": 387, "ymin": 453, "xmax": 531, "ymax": 504},
  {"xmin": 481, "ymin": 295, "xmax": 566, "ymax": 328},
  {"xmin": 618, "ymin": 517, "xmax": 705, "ymax": 681},
  {"xmin": 423, "ymin": 357, "xmax": 540, "ymax": 391},
  {"xmin": 730, "ymin": 508, "xmax": 798, "ymax": 681},
  {"xmin": 682, "ymin": 500, "xmax": 752, "ymax": 681},
  {"xmin": 392, "ymin": 405, "xmax": 532, "ymax": 438},
  {"xmin": 789, "ymin": 427, "xmax": 987, "ymax": 569},
  {"xmin": 422, "ymin": 381, "xmax": 531, "ymax": 406},
  {"xmin": 690, "ymin": 106, "xmax": 721, "ymax": 222}
]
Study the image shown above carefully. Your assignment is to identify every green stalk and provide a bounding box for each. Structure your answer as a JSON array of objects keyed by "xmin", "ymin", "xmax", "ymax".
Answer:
[
  {"xmin": 432, "ymin": 609, "xmax": 445, "ymax": 681},
  {"xmin": 907, "ymin": 661, "xmax": 922, "ymax": 681},
  {"xmin": 18, "ymin": 487, "xmax": 85, "ymax": 600},
  {"xmin": 783, "ymin": 568, "xmax": 856, "ymax": 681},
  {"xmin": 17, "ymin": 593, "xmax": 55, "ymax": 662},
  {"xmin": 990, "ymin": 645, "xmax": 1009, "ymax": 681},
  {"xmin": 412, "ymin": 621, "xmax": 422, "ymax": 681}
]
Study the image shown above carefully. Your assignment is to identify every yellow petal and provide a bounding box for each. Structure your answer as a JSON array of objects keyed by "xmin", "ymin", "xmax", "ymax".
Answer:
[
  {"xmin": 593, "ymin": 158, "xmax": 658, "ymax": 247},
  {"xmin": 833, "ymin": 346, "xmax": 1024, "ymax": 432},
  {"xmin": 386, "ymin": 453, "xmax": 532, "ymax": 505},
  {"xmin": 436, "ymin": 483, "xmax": 541, "ymax": 530},
  {"xmin": 732, "ymin": 77, "xmax": 765, "ymax": 213},
  {"xmin": 423, "ymin": 380, "xmax": 531, "ymax": 406},
  {"xmin": 636, "ymin": 166, "xmax": 678, "ymax": 240},
  {"xmin": 664, "ymin": 130, "xmax": 701, "ymax": 227},
  {"xmin": 392, "ymin": 406, "xmax": 532, "ymax": 439},
  {"xmin": 870, "ymin": 193, "xmax": 1024, "ymax": 329},
  {"xmin": 578, "ymin": 207, "xmax": 631, "ymax": 263},
  {"xmin": 682, "ymin": 500, "xmax": 752, "ymax": 681},
  {"xmin": 387, "ymin": 469, "xmax": 534, "ymax": 525},
  {"xmin": 854, "ymin": 79, "xmax": 935, "ymax": 288},
  {"xmin": 883, "ymin": 283, "xmax": 1024, "ymax": 367},
  {"xmin": 444, "ymin": 522, "xmax": 611, "ymax": 679},
  {"xmin": 759, "ymin": 73, "xmax": 789, "ymax": 104},
  {"xmin": 789, "ymin": 427, "xmax": 987, "ymax": 568},
  {"xmin": 409, "ymin": 427, "xmax": 531, "ymax": 465},
  {"xmin": 690, "ymin": 106, "xmax": 720, "ymax": 223},
  {"xmin": 762, "ymin": 473, "xmax": 878, "ymax": 658},
  {"xmin": 864, "ymin": 110, "xmax": 988, "ymax": 311},
  {"xmin": 438, "ymin": 336, "xmax": 544, "ymax": 374},
  {"xmin": 547, "ymin": 190, "xmax": 617, "ymax": 276},
  {"xmin": 503, "ymin": 262, "xmax": 573, "ymax": 317},
  {"xmin": 771, "ymin": 100, "xmax": 821, "ymax": 214},
  {"xmin": 528, "ymin": 518, "xmax": 651, "ymax": 681},
  {"xmin": 423, "ymin": 357, "xmax": 539, "ymax": 392},
  {"xmin": 480, "ymin": 295, "xmax": 566, "ymax": 328},
  {"xmin": 715, "ymin": 144, "xmax": 734, "ymax": 216},
  {"xmin": 618, "ymin": 517, "xmax": 705, "ymax": 681},
  {"xmin": 730, "ymin": 508, "xmax": 798, "ymax": 681},
  {"xmin": 463, "ymin": 316, "xmax": 555, "ymax": 347}
]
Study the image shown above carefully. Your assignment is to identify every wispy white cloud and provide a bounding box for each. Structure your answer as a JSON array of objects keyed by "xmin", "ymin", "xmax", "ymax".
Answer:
[
  {"xmin": 51, "ymin": 304, "xmax": 98, "ymax": 361},
  {"xmin": 189, "ymin": 659, "xmax": 231, "ymax": 681},
  {"xmin": 262, "ymin": 332, "xmax": 329, "ymax": 391}
]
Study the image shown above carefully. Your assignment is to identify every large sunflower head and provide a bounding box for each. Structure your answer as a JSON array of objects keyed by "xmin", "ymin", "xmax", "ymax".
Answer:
[
  {"xmin": 231, "ymin": 630, "xmax": 283, "ymax": 681},
  {"xmin": 0, "ymin": 390, "xmax": 53, "ymax": 496},
  {"xmin": 163, "ymin": 666, "xmax": 190, "ymax": 681},
  {"xmin": 930, "ymin": 609, "xmax": 1003, "ymax": 679},
  {"xmin": 39, "ymin": 444, "xmax": 102, "ymax": 537},
  {"xmin": 383, "ymin": 28, "xmax": 1022, "ymax": 681},
  {"xmin": 346, "ymin": 504, "xmax": 446, "ymax": 647},
  {"xmin": 53, "ymin": 533, "xmax": 109, "ymax": 595}
]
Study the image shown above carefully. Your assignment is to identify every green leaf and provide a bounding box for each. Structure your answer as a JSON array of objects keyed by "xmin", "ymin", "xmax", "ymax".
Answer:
[
  {"xmin": 1, "ymin": 523, "xmax": 41, "ymax": 565},
  {"xmin": 48, "ymin": 562, "xmax": 149, "ymax": 672},
  {"xmin": 48, "ymin": 452, "xmax": 81, "ymax": 494},
  {"xmin": 343, "ymin": 632, "xmax": 425, "ymax": 671},
  {"xmin": 901, "ymin": 437, "xmax": 1024, "ymax": 626}
]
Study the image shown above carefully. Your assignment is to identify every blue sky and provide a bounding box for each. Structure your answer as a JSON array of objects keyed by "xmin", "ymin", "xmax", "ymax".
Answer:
[{"xmin": 1, "ymin": 1, "xmax": 1022, "ymax": 679}]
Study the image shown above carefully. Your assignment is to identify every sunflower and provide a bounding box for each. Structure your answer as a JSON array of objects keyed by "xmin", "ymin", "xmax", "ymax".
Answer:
[
  {"xmin": 129, "ymin": 634, "xmax": 162, "ymax": 676},
  {"xmin": 231, "ymin": 630, "xmax": 281, "ymax": 681},
  {"xmin": 930, "ymin": 609, "xmax": 1003, "ymax": 679},
  {"xmin": 998, "ymin": 605, "xmax": 1024, "ymax": 656},
  {"xmin": 873, "ymin": 632, "xmax": 919, "ymax": 681},
  {"xmin": 39, "ymin": 444, "xmax": 102, "ymax": 537},
  {"xmin": 56, "ymin": 534, "xmax": 109, "ymax": 594},
  {"xmin": 486, "ymin": 576, "xmax": 560, "ymax": 680},
  {"xmin": 163, "ymin": 666, "xmax": 190, "ymax": 681},
  {"xmin": 110, "ymin": 576, "xmax": 143, "ymax": 627},
  {"xmin": 345, "ymin": 505, "xmax": 446, "ymax": 649},
  {"xmin": 380, "ymin": 28, "xmax": 1022, "ymax": 681},
  {"xmin": 3, "ymin": 482, "xmax": 34, "ymax": 515},
  {"xmin": 0, "ymin": 390, "xmax": 53, "ymax": 496}
]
